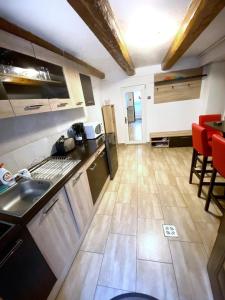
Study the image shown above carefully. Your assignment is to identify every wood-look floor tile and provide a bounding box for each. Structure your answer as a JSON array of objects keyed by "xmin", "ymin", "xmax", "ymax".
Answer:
[
  {"xmin": 182, "ymin": 193, "xmax": 222, "ymax": 224},
  {"xmin": 137, "ymin": 219, "xmax": 172, "ymax": 263},
  {"xmin": 98, "ymin": 234, "xmax": 136, "ymax": 291},
  {"xmin": 80, "ymin": 215, "xmax": 111, "ymax": 253},
  {"xmin": 176, "ymin": 177, "xmax": 198, "ymax": 195},
  {"xmin": 97, "ymin": 191, "xmax": 117, "ymax": 216},
  {"xmin": 138, "ymin": 191, "xmax": 161, "ymax": 206},
  {"xmin": 94, "ymin": 285, "xmax": 129, "ymax": 300},
  {"xmin": 162, "ymin": 206, "xmax": 201, "ymax": 242},
  {"xmin": 111, "ymin": 203, "xmax": 137, "ymax": 235},
  {"xmin": 136, "ymin": 260, "xmax": 179, "ymax": 300},
  {"xmin": 56, "ymin": 251, "xmax": 103, "ymax": 300},
  {"xmin": 117, "ymin": 183, "xmax": 138, "ymax": 205},
  {"xmin": 120, "ymin": 170, "xmax": 138, "ymax": 184},
  {"xmin": 195, "ymin": 221, "xmax": 220, "ymax": 258},
  {"xmin": 138, "ymin": 176, "xmax": 158, "ymax": 194},
  {"xmin": 169, "ymin": 241, "xmax": 214, "ymax": 300},
  {"xmin": 138, "ymin": 197, "xmax": 163, "ymax": 219},
  {"xmin": 155, "ymin": 170, "xmax": 176, "ymax": 186},
  {"xmin": 158, "ymin": 186, "xmax": 186, "ymax": 207},
  {"xmin": 107, "ymin": 179, "xmax": 120, "ymax": 192},
  {"xmin": 152, "ymin": 159, "xmax": 171, "ymax": 171}
]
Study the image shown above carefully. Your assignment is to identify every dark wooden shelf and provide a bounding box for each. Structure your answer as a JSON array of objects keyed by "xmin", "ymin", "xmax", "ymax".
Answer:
[
  {"xmin": 0, "ymin": 73, "xmax": 64, "ymax": 86},
  {"xmin": 154, "ymin": 74, "xmax": 207, "ymax": 86}
]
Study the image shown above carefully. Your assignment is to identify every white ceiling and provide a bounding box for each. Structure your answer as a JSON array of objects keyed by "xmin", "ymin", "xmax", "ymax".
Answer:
[
  {"xmin": 110, "ymin": 0, "xmax": 190, "ymax": 67},
  {"xmin": 0, "ymin": 0, "xmax": 224, "ymax": 77}
]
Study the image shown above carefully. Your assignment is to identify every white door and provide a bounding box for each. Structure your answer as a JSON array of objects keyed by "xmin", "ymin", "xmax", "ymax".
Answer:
[{"xmin": 121, "ymin": 84, "xmax": 146, "ymax": 144}]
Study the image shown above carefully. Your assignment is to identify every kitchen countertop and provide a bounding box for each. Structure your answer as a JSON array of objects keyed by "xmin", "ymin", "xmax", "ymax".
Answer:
[{"xmin": 0, "ymin": 135, "xmax": 106, "ymax": 225}]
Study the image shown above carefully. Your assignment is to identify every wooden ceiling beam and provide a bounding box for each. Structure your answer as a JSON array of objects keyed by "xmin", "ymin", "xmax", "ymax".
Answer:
[
  {"xmin": 0, "ymin": 17, "xmax": 105, "ymax": 79},
  {"xmin": 67, "ymin": 0, "xmax": 135, "ymax": 76},
  {"xmin": 162, "ymin": 0, "xmax": 225, "ymax": 70}
]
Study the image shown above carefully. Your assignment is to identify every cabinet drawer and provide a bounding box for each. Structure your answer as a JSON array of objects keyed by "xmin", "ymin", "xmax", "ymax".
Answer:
[
  {"xmin": 0, "ymin": 100, "xmax": 14, "ymax": 119},
  {"xmin": 49, "ymin": 98, "xmax": 73, "ymax": 111},
  {"xmin": 10, "ymin": 99, "xmax": 51, "ymax": 116}
]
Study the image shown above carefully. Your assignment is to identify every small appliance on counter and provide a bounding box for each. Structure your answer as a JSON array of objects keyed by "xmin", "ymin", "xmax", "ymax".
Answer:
[
  {"xmin": 55, "ymin": 135, "xmax": 76, "ymax": 155},
  {"xmin": 84, "ymin": 121, "xmax": 104, "ymax": 139},
  {"xmin": 71, "ymin": 122, "xmax": 87, "ymax": 144}
]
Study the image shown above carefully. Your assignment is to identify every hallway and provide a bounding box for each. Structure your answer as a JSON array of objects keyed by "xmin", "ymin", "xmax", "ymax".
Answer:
[
  {"xmin": 57, "ymin": 145, "xmax": 222, "ymax": 300},
  {"xmin": 128, "ymin": 120, "xmax": 142, "ymax": 142}
]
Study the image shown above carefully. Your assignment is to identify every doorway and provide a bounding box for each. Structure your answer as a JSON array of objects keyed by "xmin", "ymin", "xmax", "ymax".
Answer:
[{"xmin": 122, "ymin": 85, "xmax": 145, "ymax": 144}]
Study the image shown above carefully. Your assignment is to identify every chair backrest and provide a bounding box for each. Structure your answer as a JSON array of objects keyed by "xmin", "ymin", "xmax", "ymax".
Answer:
[
  {"xmin": 199, "ymin": 114, "xmax": 221, "ymax": 132},
  {"xmin": 212, "ymin": 135, "xmax": 225, "ymax": 177},
  {"xmin": 192, "ymin": 123, "xmax": 211, "ymax": 156}
]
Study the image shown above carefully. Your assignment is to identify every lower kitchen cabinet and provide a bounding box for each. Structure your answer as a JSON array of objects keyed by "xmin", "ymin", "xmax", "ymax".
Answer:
[
  {"xmin": 65, "ymin": 170, "xmax": 93, "ymax": 235},
  {"xmin": 27, "ymin": 188, "xmax": 80, "ymax": 279},
  {"xmin": 87, "ymin": 149, "xmax": 109, "ymax": 204}
]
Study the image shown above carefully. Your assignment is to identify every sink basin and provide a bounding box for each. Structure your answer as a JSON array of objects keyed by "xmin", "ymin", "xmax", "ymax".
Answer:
[
  {"xmin": 0, "ymin": 221, "xmax": 13, "ymax": 239},
  {"xmin": 0, "ymin": 179, "xmax": 51, "ymax": 216}
]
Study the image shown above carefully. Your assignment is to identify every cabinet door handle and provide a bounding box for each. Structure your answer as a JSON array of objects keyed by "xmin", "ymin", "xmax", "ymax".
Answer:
[
  {"xmin": 57, "ymin": 102, "xmax": 68, "ymax": 108},
  {"xmin": 76, "ymin": 101, "xmax": 83, "ymax": 105},
  {"xmin": 24, "ymin": 105, "xmax": 44, "ymax": 111},
  {"xmin": 43, "ymin": 198, "xmax": 59, "ymax": 215},
  {"xmin": 89, "ymin": 163, "xmax": 97, "ymax": 171},
  {"xmin": 125, "ymin": 117, "xmax": 127, "ymax": 124},
  {"xmin": 0, "ymin": 239, "xmax": 23, "ymax": 268},
  {"xmin": 72, "ymin": 172, "xmax": 83, "ymax": 186}
]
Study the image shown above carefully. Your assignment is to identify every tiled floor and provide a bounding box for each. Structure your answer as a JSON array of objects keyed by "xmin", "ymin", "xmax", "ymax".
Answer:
[
  {"xmin": 57, "ymin": 145, "xmax": 223, "ymax": 300},
  {"xmin": 128, "ymin": 119, "xmax": 142, "ymax": 141}
]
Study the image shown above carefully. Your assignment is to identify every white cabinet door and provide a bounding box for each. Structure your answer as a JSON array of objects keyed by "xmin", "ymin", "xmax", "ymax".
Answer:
[
  {"xmin": 27, "ymin": 188, "xmax": 80, "ymax": 278},
  {"xmin": 65, "ymin": 170, "xmax": 93, "ymax": 235}
]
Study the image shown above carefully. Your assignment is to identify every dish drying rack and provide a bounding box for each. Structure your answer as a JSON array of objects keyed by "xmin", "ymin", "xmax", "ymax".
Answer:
[{"xmin": 30, "ymin": 157, "xmax": 80, "ymax": 181}]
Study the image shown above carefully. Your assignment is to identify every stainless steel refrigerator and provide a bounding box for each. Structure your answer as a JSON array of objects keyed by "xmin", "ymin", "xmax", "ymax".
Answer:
[{"xmin": 102, "ymin": 105, "xmax": 118, "ymax": 179}]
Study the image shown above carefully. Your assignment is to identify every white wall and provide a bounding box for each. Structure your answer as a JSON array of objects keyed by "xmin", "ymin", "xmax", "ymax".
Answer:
[
  {"xmin": 101, "ymin": 57, "xmax": 203, "ymax": 143},
  {"xmin": 201, "ymin": 62, "xmax": 225, "ymax": 115}
]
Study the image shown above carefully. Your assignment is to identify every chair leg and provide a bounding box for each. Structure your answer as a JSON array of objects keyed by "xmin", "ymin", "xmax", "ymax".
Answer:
[
  {"xmin": 198, "ymin": 156, "xmax": 208, "ymax": 197},
  {"xmin": 189, "ymin": 149, "xmax": 197, "ymax": 184},
  {"xmin": 205, "ymin": 168, "xmax": 217, "ymax": 211}
]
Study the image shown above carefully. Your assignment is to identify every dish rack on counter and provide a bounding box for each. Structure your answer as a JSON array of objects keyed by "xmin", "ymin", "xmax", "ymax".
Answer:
[{"xmin": 30, "ymin": 157, "xmax": 80, "ymax": 181}]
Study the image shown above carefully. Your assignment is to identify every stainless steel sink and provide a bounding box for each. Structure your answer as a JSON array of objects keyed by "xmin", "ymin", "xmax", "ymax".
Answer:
[{"xmin": 0, "ymin": 179, "xmax": 51, "ymax": 216}]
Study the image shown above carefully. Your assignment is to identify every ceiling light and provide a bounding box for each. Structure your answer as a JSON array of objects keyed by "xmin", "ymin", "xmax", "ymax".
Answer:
[{"xmin": 123, "ymin": 8, "xmax": 179, "ymax": 50}]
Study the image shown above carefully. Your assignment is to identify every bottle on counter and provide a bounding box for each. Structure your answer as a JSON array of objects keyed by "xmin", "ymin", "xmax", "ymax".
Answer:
[{"xmin": 0, "ymin": 163, "xmax": 16, "ymax": 187}]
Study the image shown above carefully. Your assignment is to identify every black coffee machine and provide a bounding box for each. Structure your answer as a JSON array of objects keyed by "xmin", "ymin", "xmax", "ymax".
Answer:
[{"xmin": 71, "ymin": 123, "xmax": 86, "ymax": 144}]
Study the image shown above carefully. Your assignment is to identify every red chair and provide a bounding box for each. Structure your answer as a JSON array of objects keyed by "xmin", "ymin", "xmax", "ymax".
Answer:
[
  {"xmin": 189, "ymin": 123, "xmax": 212, "ymax": 197},
  {"xmin": 205, "ymin": 135, "xmax": 225, "ymax": 212},
  {"xmin": 199, "ymin": 114, "xmax": 222, "ymax": 140}
]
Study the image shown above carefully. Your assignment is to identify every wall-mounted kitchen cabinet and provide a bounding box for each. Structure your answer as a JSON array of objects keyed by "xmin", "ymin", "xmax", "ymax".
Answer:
[
  {"xmin": 79, "ymin": 73, "xmax": 95, "ymax": 106},
  {"xmin": 64, "ymin": 64, "xmax": 85, "ymax": 108},
  {"xmin": 0, "ymin": 100, "xmax": 14, "ymax": 119},
  {"xmin": 10, "ymin": 99, "xmax": 51, "ymax": 116},
  {"xmin": 0, "ymin": 29, "xmax": 86, "ymax": 119},
  {"xmin": 49, "ymin": 98, "xmax": 74, "ymax": 111}
]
